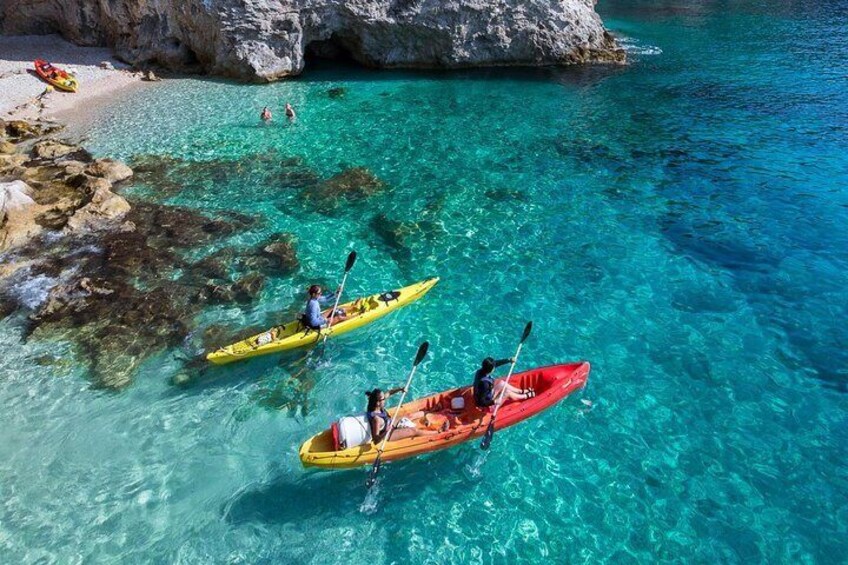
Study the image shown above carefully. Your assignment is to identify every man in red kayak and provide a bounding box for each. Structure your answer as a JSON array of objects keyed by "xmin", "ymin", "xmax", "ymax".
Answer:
[{"xmin": 473, "ymin": 357, "xmax": 535, "ymax": 408}]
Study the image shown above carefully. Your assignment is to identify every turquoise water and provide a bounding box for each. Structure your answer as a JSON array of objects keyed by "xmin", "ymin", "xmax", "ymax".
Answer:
[{"xmin": 3, "ymin": 0, "xmax": 848, "ymax": 561}]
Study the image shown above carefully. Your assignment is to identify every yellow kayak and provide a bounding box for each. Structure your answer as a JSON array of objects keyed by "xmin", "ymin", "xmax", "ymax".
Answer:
[{"xmin": 206, "ymin": 277, "xmax": 439, "ymax": 365}]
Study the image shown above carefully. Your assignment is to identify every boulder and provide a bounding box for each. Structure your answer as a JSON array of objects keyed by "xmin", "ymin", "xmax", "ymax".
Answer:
[
  {"xmin": 4, "ymin": 120, "xmax": 61, "ymax": 141},
  {"xmin": 64, "ymin": 186, "xmax": 131, "ymax": 233},
  {"xmin": 86, "ymin": 158, "xmax": 133, "ymax": 184},
  {"xmin": 0, "ymin": 180, "xmax": 44, "ymax": 251},
  {"xmin": 32, "ymin": 140, "xmax": 79, "ymax": 160},
  {"xmin": 0, "ymin": 141, "xmax": 16, "ymax": 155}
]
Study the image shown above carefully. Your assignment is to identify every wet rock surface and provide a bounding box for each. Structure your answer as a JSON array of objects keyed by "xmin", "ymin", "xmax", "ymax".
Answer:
[
  {"xmin": 0, "ymin": 119, "xmax": 280, "ymax": 389},
  {"xmin": 304, "ymin": 166, "xmax": 386, "ymax": 214}
]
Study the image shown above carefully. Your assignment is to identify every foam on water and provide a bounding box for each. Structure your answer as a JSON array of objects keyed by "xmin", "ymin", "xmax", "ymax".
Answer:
[{"xmin": 2, "ymin": 0, "xmax": 847, "ymax": 562}]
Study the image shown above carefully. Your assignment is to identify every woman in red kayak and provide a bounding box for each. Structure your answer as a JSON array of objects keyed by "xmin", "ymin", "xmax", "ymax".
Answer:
[
  {"xmin": 473, "ymin": 357, "xmax": 535, "ymax": 408},
  {"xmin": 365, "ymin": 388, "xmax": 446, "ymax": 443}
]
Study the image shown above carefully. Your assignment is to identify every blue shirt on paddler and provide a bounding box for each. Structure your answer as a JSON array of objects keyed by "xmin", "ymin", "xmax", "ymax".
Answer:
[{"xmin": 305, "ymin": 292, "xmax": 335, "ymax": 329}]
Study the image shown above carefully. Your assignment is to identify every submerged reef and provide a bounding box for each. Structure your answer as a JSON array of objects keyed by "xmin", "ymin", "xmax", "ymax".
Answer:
[{"xmin": 0, "ymin": 120, "xmax": 299, "ymax": 389}]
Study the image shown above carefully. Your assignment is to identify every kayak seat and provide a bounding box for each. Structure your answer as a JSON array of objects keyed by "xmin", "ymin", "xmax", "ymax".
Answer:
[{"xmin": 331, "ymin": 421, "xmax": 340, "ymax": 451}]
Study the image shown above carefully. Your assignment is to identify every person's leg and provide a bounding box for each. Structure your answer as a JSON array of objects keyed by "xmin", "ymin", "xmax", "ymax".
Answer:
[
  {"xmin": 385, "ymin": 426, "xmax": 438, "ymax": 442},
  {"xmin": 493, "ymin": 381, "xmax": 528, "ymax": 403}
]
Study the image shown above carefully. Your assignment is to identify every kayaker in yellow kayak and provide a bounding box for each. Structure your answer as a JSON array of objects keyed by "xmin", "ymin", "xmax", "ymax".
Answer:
[
  {"xmin": 303, "ymin": 284, "xmax": 346, "ymax": 330},
  {"xmin": 365, "ymin": 388, "xmax": 447, "ymax": 443},
  {"xmin": 473, "ymin": 357, "xmax": 535, "ymax": 407}
]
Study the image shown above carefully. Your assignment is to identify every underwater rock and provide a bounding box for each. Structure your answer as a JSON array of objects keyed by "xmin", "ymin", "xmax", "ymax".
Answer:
[
  {"xmin": 322, "ymin": 167, "xmax": 385, "ymax": 197},
  {"xmin": 204, "ymin": 282, "xmax": 235, "ymax": 304},
  {"xmin": 232, "ymin": 272, "xmax": 265, "ymax": 303},
  {"xmin": 484, "ymin": 187, "xmax": 527, "ymax": 202},
  {"xmin": 370, "ymin": 213, "xmax": 413, "ymax": 260},
  {"xmin": 368, "ymin": 212, "xmax": 445, "ymax": 264},
  {"xmin": 189, "ymin": 247, "xmax": 236, "ymax": 281},
  {"xmin": 305, "ymin": 167, "xmax": 386, "ymax": 214},
  {"xmin": 258, "ymin": 233, "xmax": 299, "ymax": 274},
  {"xmin": 327, "ymin": 87, "xmax": 347, "ymax": 99}
]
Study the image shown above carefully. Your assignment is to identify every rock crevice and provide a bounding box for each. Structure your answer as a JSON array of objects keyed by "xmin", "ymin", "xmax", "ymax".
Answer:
[{"xmin": 0, "ymin": 0, "xmax": 623, "ymax": 81}]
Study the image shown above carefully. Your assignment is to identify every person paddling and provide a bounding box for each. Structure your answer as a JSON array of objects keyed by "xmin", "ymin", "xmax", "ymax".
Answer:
[
  {"xmin": 473, "ymin": 356, "xmax": 535, "ymax": 408},
  {"xmin": 365, "ymin": 388, "xmax": 446, "ymax": 444},
  {"xmin": 303, "ymin": 284, "xmax": 346, "ymax": 330},
  {"xmin": 261, "ymin": 106, "xmax": 272, "ymax": 122}
]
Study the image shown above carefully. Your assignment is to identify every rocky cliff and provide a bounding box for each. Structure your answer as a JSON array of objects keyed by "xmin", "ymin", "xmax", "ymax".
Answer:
[{"xmin": 0, "ymin": 0, "xmax": 623, "ymax": 81}]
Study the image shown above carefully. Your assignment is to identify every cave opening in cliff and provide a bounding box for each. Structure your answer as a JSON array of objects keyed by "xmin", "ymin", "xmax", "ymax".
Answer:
[{"xmin": 304, "ymin": 33, "xmax": 371, "ymax": 69}]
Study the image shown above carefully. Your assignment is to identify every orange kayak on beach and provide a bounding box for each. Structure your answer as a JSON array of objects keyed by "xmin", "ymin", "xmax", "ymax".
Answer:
[
  {"xmin": 34, "ymin": 59, "xmax": 79, "ymax": 92},
  {"xmin": 299, "ymin": 362, "xmax": 590, "ymax": 469}
]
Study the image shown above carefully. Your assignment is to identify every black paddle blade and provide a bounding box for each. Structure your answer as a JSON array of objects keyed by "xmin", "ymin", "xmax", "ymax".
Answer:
[
  {"xmin": 367, "ymin": 456, "xmax": 382, "ymax": 488},
  {"xmin": 413, "ymin": 341, "xmax": 429, "ymax": 366},
  {"xmin": 520, "ymin": 321, "xmax": 533, "ymax": 343},
  {"xmin": 345, "ymin": 251, "xmax": 357, "ymax": 272},
  {"xmin": 480, "ymin": 422, "xmax": 495, "ymax": 450}
]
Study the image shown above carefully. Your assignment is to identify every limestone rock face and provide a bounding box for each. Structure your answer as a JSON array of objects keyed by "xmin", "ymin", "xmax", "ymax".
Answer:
[
  {"xmin": 0, "ymin": 180, "xmax": 44, "ymax": 251},
  {"xmin": 0, "ymin": 0, "xmax": 623, "ymax": 81}
]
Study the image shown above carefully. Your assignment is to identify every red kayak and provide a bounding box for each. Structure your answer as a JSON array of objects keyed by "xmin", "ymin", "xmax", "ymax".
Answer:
[
  {"xmin": 300, "ymin": 362, "xmax": 590, "ymax": 469},
  {"xmin": 34, "ymin": 59, "xmax": 79, "ymax": 92}
]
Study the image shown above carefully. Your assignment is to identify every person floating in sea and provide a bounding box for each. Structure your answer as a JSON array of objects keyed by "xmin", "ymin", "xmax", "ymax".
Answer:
[
  {"xmin": 365, "ymin": 388, "xmax": 447, "ymax": 444},
  {"xmin": 472, "ymin": 357, "xmax": 535, "ymax": 408},
  {"xmin": 285, "ymin": 102, "xmax": 296, "ymax": 120},
  {"xmin": 303, "ymin": 284, "xmax": 346, "ymax": 330},
  {"xmin": 260, "ymin": 106, "xmax": 272, "ymax": 122}
]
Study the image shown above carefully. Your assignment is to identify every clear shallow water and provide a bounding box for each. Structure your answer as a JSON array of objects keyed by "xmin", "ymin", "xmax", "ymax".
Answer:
[{"xmin": 3, "ymin": 0, "xmax": 848, "ymax": 561}]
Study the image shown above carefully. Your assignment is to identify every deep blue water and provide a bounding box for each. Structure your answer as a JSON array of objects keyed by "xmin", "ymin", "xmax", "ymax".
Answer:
[{"xmin": 1, "ymin": 0, "xmax": 847, "ymax": 562}]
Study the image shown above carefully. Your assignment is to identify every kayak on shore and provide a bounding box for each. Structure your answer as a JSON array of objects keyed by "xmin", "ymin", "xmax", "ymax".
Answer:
[
  {"xmin": 34, "ymin": 59, "xmax": 79, "ymax": 92},
  {"xmin": 299, "ymin": 362, "xmax": 590, "ymax": 469},
  {"xmin": 206, "ymin": 277, "xmax": 439, "ymax": 365}
]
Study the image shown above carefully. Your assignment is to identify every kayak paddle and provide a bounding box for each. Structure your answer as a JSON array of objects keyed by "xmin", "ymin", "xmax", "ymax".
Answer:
[
  {"xmin": 322, "ymin": 250, "xmax": 357, "ymax": 345},
  {"xmin": 366, "ymin": 340, "xmax": 430, "ymax": 488},
  {"xmin": 480, "ymin": 321, "xmax": 533, "ymax": 450}
]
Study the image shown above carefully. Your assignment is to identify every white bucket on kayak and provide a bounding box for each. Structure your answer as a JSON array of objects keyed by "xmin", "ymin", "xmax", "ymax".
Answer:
[{"xmin": 338, "ymin": 414, "xmax": 371, "ymax": 449}]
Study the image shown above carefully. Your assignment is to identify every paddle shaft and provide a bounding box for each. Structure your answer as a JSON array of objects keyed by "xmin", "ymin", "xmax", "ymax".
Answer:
[
  {"xmin": 374, "ymin": 364, "xmax": 420, "ymax": 459},
  {"xmin": 324, "ymin": 270, "xmax": 349, "ymax": 333},
  {"xmin": 488, "ymin": 341, "xmax": 525, "ymax": 423}
]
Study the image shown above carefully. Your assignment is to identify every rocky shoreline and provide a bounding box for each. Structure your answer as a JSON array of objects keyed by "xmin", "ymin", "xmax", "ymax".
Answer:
[
  {"xmin": 0, "ymin": 0, "xmax": 625, "ymax": 82},
  {"xmin": 0, "ymin": 118, "xmax": 301, "ymax": 388}
]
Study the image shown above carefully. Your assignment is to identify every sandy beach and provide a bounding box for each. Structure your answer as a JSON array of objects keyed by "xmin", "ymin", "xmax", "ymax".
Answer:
[{"xmin": 0, "ymin": 34, "xmax": 146, "ymax": 128}]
